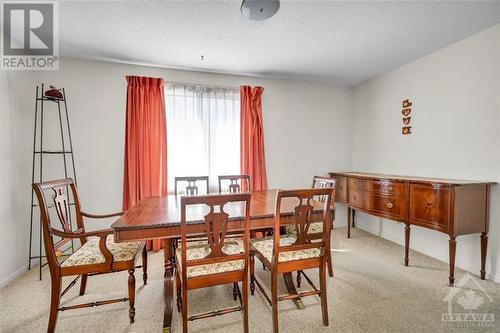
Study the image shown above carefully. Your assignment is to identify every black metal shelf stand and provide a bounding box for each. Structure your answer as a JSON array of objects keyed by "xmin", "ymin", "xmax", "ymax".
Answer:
[{"xmin": 28, "ymin": 84, "xmax": 78, "ymax": 280}]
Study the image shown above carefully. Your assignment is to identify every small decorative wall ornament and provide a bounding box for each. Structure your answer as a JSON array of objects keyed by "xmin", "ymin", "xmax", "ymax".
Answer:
[
  {"xmin": 402, "ymin": 108, "xmax": 411, "ymax": 116},
  {"xmin": 401, "ymin": 99, "xmax": 413, "ymax": 135}
]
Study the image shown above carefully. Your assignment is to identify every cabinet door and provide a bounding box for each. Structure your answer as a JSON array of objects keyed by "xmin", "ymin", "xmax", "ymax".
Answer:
[{"xmin": 409, "ymin": 183, "xmax": 451, "ymax": 232}]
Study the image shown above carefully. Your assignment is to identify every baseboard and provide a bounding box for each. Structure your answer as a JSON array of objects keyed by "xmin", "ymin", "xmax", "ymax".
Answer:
[
  {"xmin": 490, "ymin": 273, "xmax": 500, "ymax": 284},
  {"xmin": 0, "ymin": 265, "xmax": 27, "ymax": 288}
]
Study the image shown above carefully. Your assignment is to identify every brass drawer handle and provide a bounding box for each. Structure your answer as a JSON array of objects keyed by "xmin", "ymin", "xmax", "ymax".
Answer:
[
  {"xmin": 426, "ymin": 202, "xmax": 434, "ymax": 208},
  {"xmin": 386, "ymin": 186, "xmax": 393, "ymax": 191},
  {"xmin": 387, "ymin": 203, "xmax": 393, "ymax": 209}
]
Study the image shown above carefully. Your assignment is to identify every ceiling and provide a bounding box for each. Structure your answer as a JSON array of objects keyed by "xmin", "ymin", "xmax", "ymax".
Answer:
[{"xmin": 57, "ymin": 0, "xmax": 500, "ymax": 86}]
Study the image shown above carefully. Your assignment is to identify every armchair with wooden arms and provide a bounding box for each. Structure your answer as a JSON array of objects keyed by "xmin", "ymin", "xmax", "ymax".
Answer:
[{"xmin": 32, "ymin": 178, "xmax": 147, "ymax": 333}]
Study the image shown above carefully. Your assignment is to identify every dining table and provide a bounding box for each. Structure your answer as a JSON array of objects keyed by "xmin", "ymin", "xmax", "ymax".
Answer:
[{"xmin": 111, "ymin": 189, "xmax": 335, "ymax": 332}]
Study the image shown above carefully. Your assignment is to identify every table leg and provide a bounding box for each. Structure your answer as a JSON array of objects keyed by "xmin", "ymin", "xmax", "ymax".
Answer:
[
  {"xmin": 404, "ymin": 224, "xmax": 410, "ymax": 266},
  {"xmin": 283, "ymin": 273, "xmax": 305, "ymax": 310},
  {"xmin": 347, "ymin": 207, "xmax": 351, "ymax": 238},
  {"xmin": 163, "ymin": 239, "xmax": 174, "ymax": 333},
  {"xmin": 480, "ymin": 232, "xmax": 487, "ymax": 280},
  {"xmin": 351, "ymin": 209, "xmax": 356, "ymax": 228},
  {"xmin": 449, "ymin": 237, "xmax": 456, "ymax": 286}
]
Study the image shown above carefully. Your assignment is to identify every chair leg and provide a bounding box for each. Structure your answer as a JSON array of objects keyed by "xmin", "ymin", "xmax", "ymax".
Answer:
[
  {"xmin": 242, "ymin": 273, "xmax": 249, "ymax": 333},
  {"xmin": 271, "ymin": 271, "xmax": 279, "ymax": 333},
  {"xmin": 249, "ymin": 253, "xmax": 255, "ymax": 296},
  {"xmin": 296, "ymin": 271, "xmax": 302, "ymax": 288},
  {"xmin": 319, "ymin": 261, "xmax": 329, "ymax": 326},
  {"xmin": 142, "ymin": 247, "xmax": 148, "ymax": 285},
  {"xmin": 182, "ymin": 283, "xmax": 188, "ymax": 333},
  {"xmin": 79, "ymin": 274, "xmax": 88, "ymax": 296},
  {"xmin": 233, "ymin": 282, "xmax": 239, "ymax": 301},
  {"xmin": 128, "ymin": 269, "xmax": 136, "ymax": 324},
  {"xmin": 326, "ymin": 244, "xmax": 334, "ymax": 278},
  {"xmin": 172, "ymin": 239, "xmax": 178, "ymax": 268},
  {"xmin": 47, "ymin": 276, "xmax": 61, "ymax": 333},
  {"xmin": 176, "ymin": 272, "xmax": 182, "ymax": 313}
]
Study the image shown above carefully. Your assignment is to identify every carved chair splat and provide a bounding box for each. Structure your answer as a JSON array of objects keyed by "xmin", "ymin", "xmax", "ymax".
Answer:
[
  {"xmin": 218, "ymin": 175, "xmax": 251, "ymax": 193},
  {"xmin": 174, "ymin": 176, "xmax": 209, "ymax": 195},
  {"xmin": 312, "ymin": 176, "xmax": 337, "ymax": 203}
]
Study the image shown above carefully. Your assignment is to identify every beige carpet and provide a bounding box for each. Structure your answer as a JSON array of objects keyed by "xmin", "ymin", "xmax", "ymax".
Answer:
[{"xmin": 1, "ymin": 227, "xmax": 499, "ymax": 333}]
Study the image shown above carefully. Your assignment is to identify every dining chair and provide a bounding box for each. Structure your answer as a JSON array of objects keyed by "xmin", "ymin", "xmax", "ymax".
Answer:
[
  {"xmin": 286, "ymin": 176, "xmax": 336, "ymax": 278},
  {"xmin": 218, "ymin": 175, "xmax": 251, "ymax": 193},
  {"xmin": 176, "ymin": 193, "xmax": 251, "ymax": 333},
  {"xmin": 32, "ymin": 178, "xmax": 147, "ymax": 333},
  {"xmin": 310, "ymin": 176, "xmax": 336, "ymax": 278},
  {"xmin": 172, "ymin": 176, "xmax": 210, "ymax": 268},
  {"xmin": 250, "ymin": 188, "xmax": 335, "ymax": 333},
  {"xmin": 312, "ymin": 176, "xmax": 336, "ymax": 203},
  {"xmin": 174, "ymin": 176, "xmax": 209, "ymax": 195}
]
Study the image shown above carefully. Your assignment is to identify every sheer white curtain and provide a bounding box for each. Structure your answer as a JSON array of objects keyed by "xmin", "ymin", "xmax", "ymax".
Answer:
[{"xmin": 165, "ymin": 84, "xmax": 240, "ymax": 193}]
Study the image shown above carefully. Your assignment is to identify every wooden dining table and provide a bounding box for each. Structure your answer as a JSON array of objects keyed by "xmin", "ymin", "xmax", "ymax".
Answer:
[{"xmin": 111, "ymin": 189, "xmax": 334, "ymax": 332}]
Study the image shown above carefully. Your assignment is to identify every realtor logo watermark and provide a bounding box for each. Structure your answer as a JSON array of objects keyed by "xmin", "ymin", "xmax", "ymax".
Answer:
[
  {"xmin": 1, "ymin": 1, "xmax": 58, "ymax": 70},
  {"xmin": 442, "ymin": 273, "xmax": 495, "ymax": 328}
]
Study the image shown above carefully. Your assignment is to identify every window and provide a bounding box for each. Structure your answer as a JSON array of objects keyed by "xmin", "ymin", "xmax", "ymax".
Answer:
[{"xmin": 165, "ymin": 84, "xmax": 240, "ymax": 193}]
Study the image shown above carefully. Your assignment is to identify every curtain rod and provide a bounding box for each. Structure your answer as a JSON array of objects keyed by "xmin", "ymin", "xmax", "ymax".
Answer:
[{"xmin": 164, "ymin": 80, "xmax": 240, "ymax": 91}]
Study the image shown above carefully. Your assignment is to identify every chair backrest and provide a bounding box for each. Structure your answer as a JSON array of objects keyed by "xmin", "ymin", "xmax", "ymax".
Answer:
[
  {"xmin": 180, "ymin": 193, "xmax": 251, "ymax": 280},
  {"xmin": 174, "ymin": 176, "xmax": 209, "ymax": 195},
  {"xmin": 32, "ymin": 178, "xmax": 85, "ymax": 271},
  {"xmin": 218, "ymin": 175, "xmax": 250, "ymax": 193},
  {"xmin": 311, "ymin": 176, "xmax": 336, "ymax": 203},
  {"xmin": 273, "ymin": 188, "xmax": 335, "ymax": 264}
]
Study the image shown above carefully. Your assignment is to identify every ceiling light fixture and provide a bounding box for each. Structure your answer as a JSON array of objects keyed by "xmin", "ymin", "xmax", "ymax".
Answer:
[{"xmin": 241, "ymin": 0, "xmax": 280, "ymax": 21}]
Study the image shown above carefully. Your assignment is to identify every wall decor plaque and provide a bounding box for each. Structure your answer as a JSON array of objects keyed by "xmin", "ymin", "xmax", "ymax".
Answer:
[{"xmin": 401, "ymin": 99, "xmax": 413, "ymax": 135}]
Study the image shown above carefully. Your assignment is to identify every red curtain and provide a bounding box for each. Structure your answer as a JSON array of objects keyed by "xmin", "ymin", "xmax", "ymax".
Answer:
[
  {"xmin": 240, "ymin": 86, "xmax": 268, "ymax": 191},
  {"xmin": 122, "ymin": 76, "xmax": 167, "ymax": 251}
]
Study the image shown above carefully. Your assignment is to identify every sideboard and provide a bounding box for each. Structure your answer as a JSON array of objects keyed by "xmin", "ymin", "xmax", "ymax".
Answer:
[{"xmin": 329, "ymin": 171, "xmax": 494, "ymax": 285}]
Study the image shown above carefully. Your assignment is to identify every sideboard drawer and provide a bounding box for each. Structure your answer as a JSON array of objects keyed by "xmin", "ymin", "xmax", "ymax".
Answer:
[
  {"xmin": 349, "ymin": 190, "xmax": 406, "ymax": 220},
  {"xmin": 348, "ymin": 178, "xmax": 405, "ymax": 196},
  {"xmin": 410, "ymin": 184, "xmax": 451, "ymax": 231}
]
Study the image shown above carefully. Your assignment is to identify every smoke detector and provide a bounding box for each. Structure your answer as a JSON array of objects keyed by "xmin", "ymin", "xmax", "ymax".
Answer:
[{"xmin": 241, "ymin": 0, "xmax": 280, "ymax": 21}]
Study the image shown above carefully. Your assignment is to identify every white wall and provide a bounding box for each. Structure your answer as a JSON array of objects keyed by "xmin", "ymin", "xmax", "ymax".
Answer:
[
  {"xmin": 351, "ymin": 25, "xmax": 500, "ymax": 282},
  {"xmin": 0, "ymin": 58, "xmax": 353, "ymax": 285},
  {"xmin": 0, "ymin": 70, "xmax": 38, "ymax": 286}
]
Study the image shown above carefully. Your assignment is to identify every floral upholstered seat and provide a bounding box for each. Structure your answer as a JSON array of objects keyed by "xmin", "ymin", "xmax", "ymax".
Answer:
[
  {"xmin": 175, "ymin": 240, "xmax": 245, "ymax": 278},
  {"xmin": 285, "ymin": 222, "xmax": 324, "ymax": 236},
  {"xmin": 250, "ymin": 235, "xmax": 321, "ymax": 263},
  {"xmin": 61, "ymin": 236, "xmax": 143, "ymax": 267}
]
